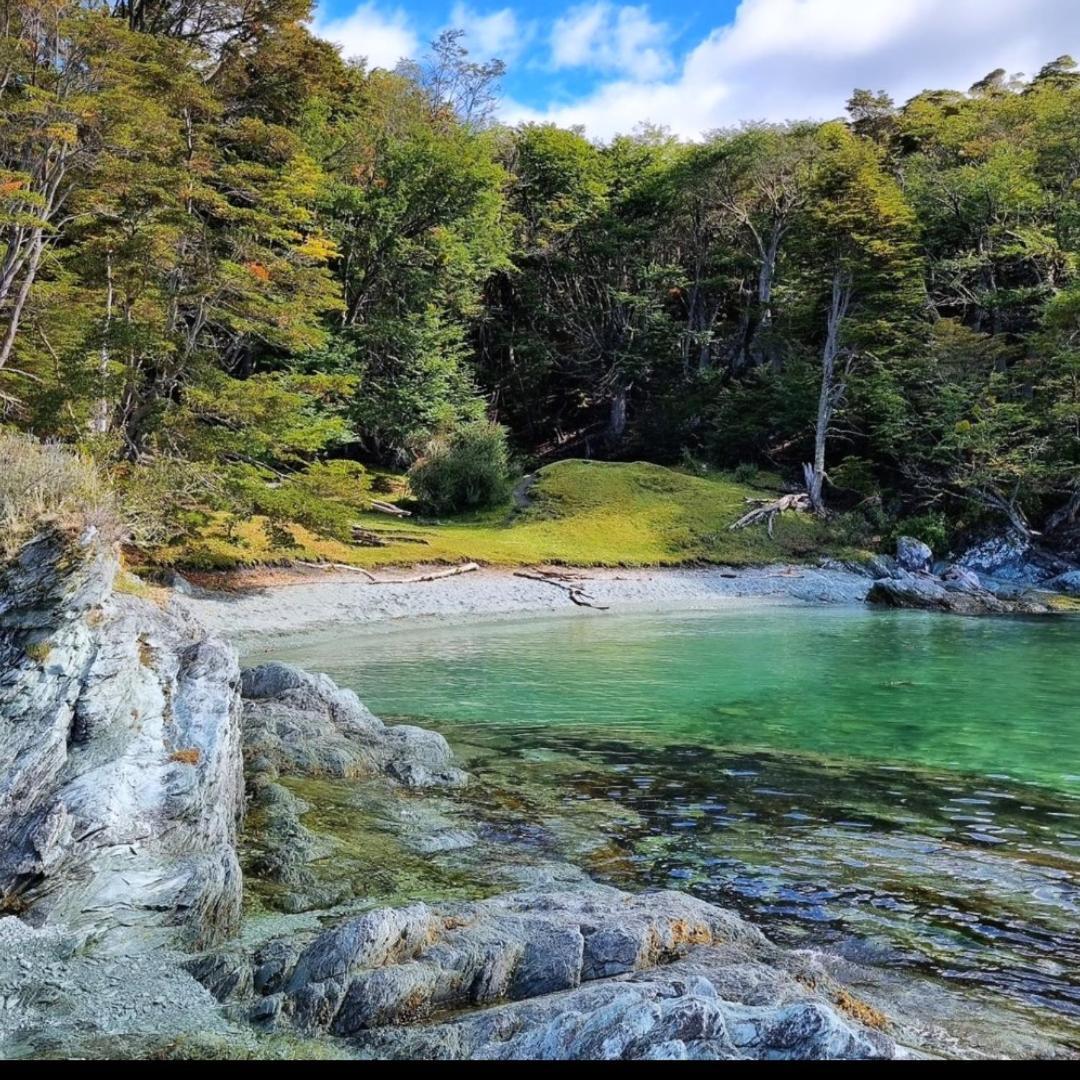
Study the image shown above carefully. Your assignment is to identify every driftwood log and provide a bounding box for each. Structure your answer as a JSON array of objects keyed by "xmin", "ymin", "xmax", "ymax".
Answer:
[
  {"xmin": 297, "ymin": 561, "xmax": 379, "ymax": 580},
  {"xmin": 296, "ymin": 561, "xmax": 479, "ymax": 584},
  {"xmin": 388, "ymin": 563, "xmax": 479, "ymax": 583},
  {"xmin": 513, "ymin": 569, "xmax": 609, "ymax": 610},
  {"xmin": 370, "ymin": 500, "xmax": 411, "ymax": 518},
  {"xmin": 351, "ymin": 526, "xmax": 430, "ymax": 547},
  {"xmin": 729, "ymin": 493, "xmax": 812, "ymax": 537}
]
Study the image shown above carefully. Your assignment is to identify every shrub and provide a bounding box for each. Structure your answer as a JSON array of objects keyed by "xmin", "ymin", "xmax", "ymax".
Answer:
[
  {"xmin": 890, "ymin": 512, "xmax": 950, "ymax": 554},
  {"xmin": 0, "ymin": 431, "xmax": 120, "ymax": 558},
  {"xmin": 369, "ymin": 473, "xmax": 397, "ymax": 495},
  {"xmin": 24, "ymin": 640, "xmax": 52, "ymax": 663},
  {"xmin": 408, "ymin": 421, "xmax": 515, "ymax": 514},
  {"xmin": 732, "ymin": 462, "xmax": 759, "ymax": 485}
]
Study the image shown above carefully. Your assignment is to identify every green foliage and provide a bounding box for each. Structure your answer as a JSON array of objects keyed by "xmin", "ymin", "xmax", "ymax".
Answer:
[
  {"xmin": 227, "ymin": 460, "xmax": 372, "ymax": 542},
  {"xmin": 1, "ymin": 7, "xmax": 1078, "ymax": 554},
  {"xmin": 890, "ymin": 513, "xmax": 951, "ymax": 553},
  {"xmin": 408, "ymin": 421, "xmax": 514, "ymax": 514}
]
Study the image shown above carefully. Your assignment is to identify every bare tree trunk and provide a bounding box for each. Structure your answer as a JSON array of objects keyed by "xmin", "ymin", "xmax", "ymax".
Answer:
[
  {"xmin": 756, "ymin": 227, "xmax": 782, "ymax": 371},
  {"xmin": 804, "ymin": 268, "xmax": 851, "ymax": 514},
  {"xmin": 0, "ymin": 230, "xmax": 43, "ymax": 372},
  {"xmin": 608, "ymin": 383, "xmax": 628, "ymax": 440},
  {"xmin": 91, "ymin": 252, "xmax": 114, "ymax": 434}
]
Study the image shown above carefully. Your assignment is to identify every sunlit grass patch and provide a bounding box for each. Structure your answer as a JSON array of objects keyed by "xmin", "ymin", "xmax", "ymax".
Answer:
[{"xmin": 149, "ymin": 459, "xmax": 848, "ymax": 572}]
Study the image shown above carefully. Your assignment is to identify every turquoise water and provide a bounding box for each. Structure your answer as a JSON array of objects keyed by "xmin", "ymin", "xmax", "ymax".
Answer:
[{"xmin": 253, "ymin": 606, "xmax": 1080, "ymax": 1036}]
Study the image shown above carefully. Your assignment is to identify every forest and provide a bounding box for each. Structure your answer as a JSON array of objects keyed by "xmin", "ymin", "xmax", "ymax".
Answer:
[{"xmin": 2, "ymin": 1, "xmax": 1079, "ymax": 560}]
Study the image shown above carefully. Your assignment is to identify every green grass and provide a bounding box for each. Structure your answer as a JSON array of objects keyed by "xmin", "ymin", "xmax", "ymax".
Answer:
[{"xmin": 150, "ymin": 459, "xmax": 851, "ymax": 572}]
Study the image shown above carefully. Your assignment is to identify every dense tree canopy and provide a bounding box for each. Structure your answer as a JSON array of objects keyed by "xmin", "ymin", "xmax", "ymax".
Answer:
[{"xmin": 1, "ymin": 4, "xmax": 1078, "ymax": 550}]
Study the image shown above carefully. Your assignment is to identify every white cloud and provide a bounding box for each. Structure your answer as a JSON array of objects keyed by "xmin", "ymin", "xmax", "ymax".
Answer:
[
  {"xmin": 450, "ymin": 4, "xmax": 528, "ymax": 61},
  {"xmin": 506, "ymin": 0, "xmax": 1080, "ymax": 140},
  {"xmin": 313, "ymin": 2, "xmax": 419, "ymax": 70},
  {"xmin": 550, "ymin": 3, "xmax": 673, "ymax": 81}
]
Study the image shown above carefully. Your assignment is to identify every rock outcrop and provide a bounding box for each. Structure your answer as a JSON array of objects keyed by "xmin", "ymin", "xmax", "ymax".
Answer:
[
  {"xmin": 0, "ymin": 528, "xmax": 243, "ymax": 949},
  {"xmin": 955, "ymin": 533, "xmax": 1061, "ymax": 585},
  {"xmin": 0, "ymin": 532, "xmax": 982, "ymax": 1060},
  {"xmin": 866, "ymin": 574, "xmax": 1053, "ymax": 615},
  {"xmin": 239, "ymin": 661, "xmax": 467, "ymax": 912},
  {"xmin": 866, "ymin": 537, "xmax": 1055, "ymax": 616},
  {"xmin": 202, "ymin": 884, "xmax": 896, "ymax": 1060},
  {"xmin": 241, "ymin": 662, "xmax": 466, "ymax": 789},
  {"xmin": 1047, "ymin": 569, "xmax": 1080, "ymax": 596}
]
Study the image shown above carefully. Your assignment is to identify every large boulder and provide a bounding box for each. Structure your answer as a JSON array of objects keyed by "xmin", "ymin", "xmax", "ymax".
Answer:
[
  {"xmin": 0, "ymin": 529, "xmax": 244, "ymax": 949},
  {"xmin": 894, "ymin": 536, "xmax": 932, "ymax": 573},
  {"xmin": 241, "ymin": 662, "xmax": 467, "ymax": 789}
]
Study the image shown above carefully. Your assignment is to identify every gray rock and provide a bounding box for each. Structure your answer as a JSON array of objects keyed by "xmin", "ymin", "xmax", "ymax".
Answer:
[
  {"xmin": 182, "ymin": 950, "xmax": 254, "ymax": 1003},
  {"xmin": 253, "ymin": 939, "xmax": 303, "ymax": 996},
  {"xmin": 298, "ymin": 887, "xmax": 897, "ymax": 1061},
  {"xmin": 0, "ymin": 916, "xmax": 232, "ymax": 1058},
  {"xmin": 866, "ymin": 575, "xmax": 1052, "ymax": 615},
  {"xmin": 1047, "ymin": 569, "xmax": 1080, "ymax": 596},
  {"xmin": 270, "ymin": 885, "xmax": 781, "ymax": 1038},
  {"xmin": 955, "ymin": 532, "xmax": 1059, "ymax": 585},
  {"xmin": 941, "ymin": 564, "xmax": 982, "ymax": 590},
  {"xmin": 241, "ymin": 662, "xmax": 467, "ymax": 789},
  {"xmin": 895, "ymin": 537, "xmax": 932, "ymax": 573},
  {"xmin": 0, "ymin": 530, "xmax": 243, "ymax": 949}
]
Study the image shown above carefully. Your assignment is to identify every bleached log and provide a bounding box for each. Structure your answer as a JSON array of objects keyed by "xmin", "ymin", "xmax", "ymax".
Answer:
[
  {"xmin": 514, "ymin": 570, "xmax": 609, "ymax": 609},
  {"xmin": 728, "ymin": 492, "xmax": 812, "ymax": 537},
  {"xmin": 370, "ymin": 500, "xmax": 411, "ymax": 517}
]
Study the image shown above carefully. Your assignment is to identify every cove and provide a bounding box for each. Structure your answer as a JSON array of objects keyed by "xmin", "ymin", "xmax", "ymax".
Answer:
[{"xmin": 251, "ymin": 605, "xmax": 1080, "ymax": 1047}]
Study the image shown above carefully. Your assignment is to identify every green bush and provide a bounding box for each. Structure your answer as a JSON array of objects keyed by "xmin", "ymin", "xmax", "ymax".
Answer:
[
  {"xmin": 408, "ymin": 422, "xmax": 515, "ymax": 514},
  {"xmin": 732, "ymin": 462, "xmax": 759, "ymax": 485},
  {"xmin": 890, "ymin": 512, "xmax": 950, "ymax": 554}
]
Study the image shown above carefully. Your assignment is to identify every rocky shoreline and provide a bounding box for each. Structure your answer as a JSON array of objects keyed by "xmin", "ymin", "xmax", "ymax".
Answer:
[{"xmin": 2, "ymin": 529, "xmax": 1077, "ymax": 1059}]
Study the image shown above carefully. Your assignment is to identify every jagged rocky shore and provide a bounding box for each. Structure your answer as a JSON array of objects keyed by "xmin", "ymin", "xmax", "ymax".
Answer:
[{"xmin": 1, "ymin": 527, "xmax": 1075, "ymax": 1060}]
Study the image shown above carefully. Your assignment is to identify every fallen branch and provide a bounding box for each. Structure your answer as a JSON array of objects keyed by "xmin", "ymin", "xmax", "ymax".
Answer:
[
  {"xmin": 514, "ymin": 570, "xmax": 609, "ymax": 610},
  {"xmin": 370, "ymin": 500, "xmax": 411, "ymax": 518},
  {"xmin": 296, "ymin": 560, "xmax": 378, "ymax": 581},
  {"xmin": 729, "ymin": 493, "xmax": 812, "ymax": 537},
  {"xmin": 350, "ymin": 528, "xmax": 390, "ymax": 547},
  {"xmin": 530, "ymin": 567, "xmax": 591, "ymax": 582},
  {"xmin": 295, "ymin": 560, "xmax": 478, "ymax": 583},
  {"xmin": 386, "ymin": 562, "xmax": 479, "ymax": 583},
  {"xmin": 350, "ymin": 526, "xmax": 431, "ymax": 547}
]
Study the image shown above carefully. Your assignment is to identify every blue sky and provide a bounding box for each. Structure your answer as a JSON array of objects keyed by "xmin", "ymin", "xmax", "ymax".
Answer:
[{"xmin": 311, "ymin": 0, "xmax": 1080, "ymax": 139}]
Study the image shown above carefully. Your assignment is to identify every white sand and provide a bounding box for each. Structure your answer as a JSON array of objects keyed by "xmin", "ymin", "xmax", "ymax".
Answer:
[{"xmin": 176, "ymin": 563, "xmax": 872, "ymax": 642}]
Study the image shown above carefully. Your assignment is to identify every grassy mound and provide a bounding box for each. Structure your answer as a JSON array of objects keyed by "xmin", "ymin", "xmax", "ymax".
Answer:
[{"xmin": 150, "ymin": 460, "xmax": 848, "ymax": 572}]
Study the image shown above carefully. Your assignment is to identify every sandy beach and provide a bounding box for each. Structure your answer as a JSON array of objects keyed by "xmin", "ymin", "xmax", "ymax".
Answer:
[{"xmin": 174, "ymin": 562, "xmax": 873, "ymax": 640}]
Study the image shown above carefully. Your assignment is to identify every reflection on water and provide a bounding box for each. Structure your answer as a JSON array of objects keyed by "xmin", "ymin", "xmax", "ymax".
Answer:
[{"xmin": 250, "ymin": 606, "xmax": 1080, "ymax": 1044}]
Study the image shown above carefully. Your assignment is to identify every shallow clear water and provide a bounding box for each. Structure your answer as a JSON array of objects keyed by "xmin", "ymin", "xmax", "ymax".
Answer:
[{"xmin": 252, "ymin": 606, "xmax": 1080, "ymax": 1040}]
